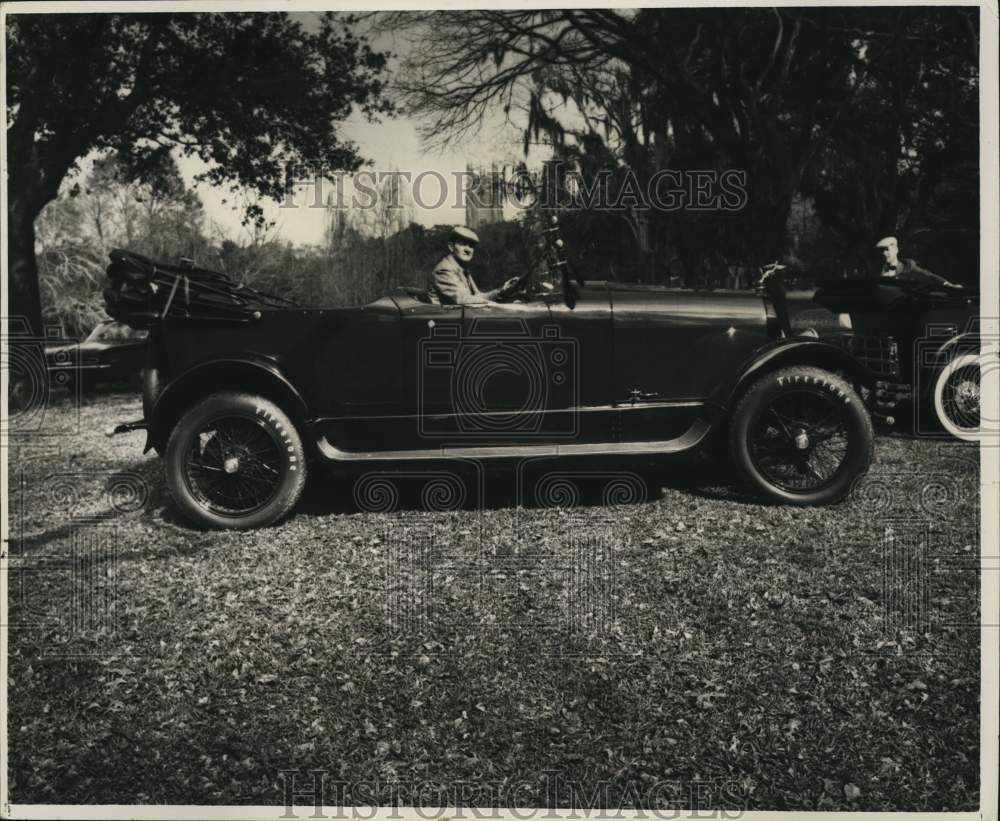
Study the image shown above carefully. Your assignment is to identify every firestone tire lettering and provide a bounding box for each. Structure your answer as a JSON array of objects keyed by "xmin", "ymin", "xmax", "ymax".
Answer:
[
  {"xmin": 166, "ymin": 391, "xmax": 307, "ymax": 529},
  {"xmin": 729, "ymin": 365, "xmax": 874, "ymax": 506}
]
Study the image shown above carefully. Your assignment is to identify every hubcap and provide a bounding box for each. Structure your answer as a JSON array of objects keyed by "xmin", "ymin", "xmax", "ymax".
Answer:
[
  {"xmin": 940, "ymin": 362, "xmax": 981, "ymax": 432},
  {"xmin": 794, "ymin": 430, "xmax": 810, "ymax": 450},
  {"xmin": 224, "ymin": 456, "xmax": 240, "ymax": 474},
  {"xmin": 954, "ymin": 380, "xmax": 979, "ymax": 415}
]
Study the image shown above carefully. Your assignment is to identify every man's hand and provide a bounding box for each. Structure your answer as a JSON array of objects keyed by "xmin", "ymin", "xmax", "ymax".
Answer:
[
  {"xmin": 498, "ymin": 276, "xmax": 520, "ymax": 294},
  {"xmin": 484, "ymin": 276, "xmax": 522, "ymax": 301}
]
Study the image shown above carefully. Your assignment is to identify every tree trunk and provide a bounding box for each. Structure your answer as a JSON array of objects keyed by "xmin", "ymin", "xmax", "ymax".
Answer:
[
  {"xmin": 7, "ymin": 126, "xmax": 70, "ymax": 411},
  {"xmin": 7, "ymin": 200, "xmax": 49, "ymax": 411},
  {"xmin": 8, "ymin": 202, "xmax": 44, "ymax": 330}
]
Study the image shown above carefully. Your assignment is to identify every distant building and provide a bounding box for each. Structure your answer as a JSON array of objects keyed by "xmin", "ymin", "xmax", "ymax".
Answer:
[{"xmin": 464, "ymin": 164, "xmax": 507, "ymax": 229}]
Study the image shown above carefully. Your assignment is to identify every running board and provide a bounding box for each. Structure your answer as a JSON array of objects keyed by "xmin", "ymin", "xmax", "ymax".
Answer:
[{"xmin": 316, "ymin": 419, "xmax": 711, "ymax": 462}]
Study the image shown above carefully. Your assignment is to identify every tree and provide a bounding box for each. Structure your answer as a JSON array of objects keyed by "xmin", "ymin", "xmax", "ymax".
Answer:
[
  {"xmin": 81, "ymin": 153, "xmax": 208, "ymax": 258},
  {"xmin": 380, "ymin": 8, "xmax": 977, "ymax": 284},
  {"xmin": 801, "ymin": 8, "xmax": 978, "ymax": 281},
  {"xmin": 34, "ymin": 151, "xmax": 214, "ymax": 338},
  {"xmin": 6, "ymin": 11, "xmax": 391, "ymax": 351},
  {"xmin": 381, "ymin": 9, "xmax": 867, "ymax": 278}
]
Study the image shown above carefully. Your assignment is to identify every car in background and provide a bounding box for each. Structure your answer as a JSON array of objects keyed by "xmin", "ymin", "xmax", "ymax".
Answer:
[
  {"xmin": 812, "ymin": 277, "xmax": 982, "ymax": 439},
  {"xmin": 46, "ymin": 319, "xmax": 148, "ymax": 393}
]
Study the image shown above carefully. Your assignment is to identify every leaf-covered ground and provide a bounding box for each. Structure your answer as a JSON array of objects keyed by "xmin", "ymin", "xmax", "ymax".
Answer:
[{"xmin": 7, "ymin": 392, "xmax": 980, "ymax": 811}]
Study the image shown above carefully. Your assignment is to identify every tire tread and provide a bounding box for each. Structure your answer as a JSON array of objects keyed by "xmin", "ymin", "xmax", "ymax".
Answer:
[{"xmin": 729, "ymin": 365, "xmax": 874, "ymax": 505}]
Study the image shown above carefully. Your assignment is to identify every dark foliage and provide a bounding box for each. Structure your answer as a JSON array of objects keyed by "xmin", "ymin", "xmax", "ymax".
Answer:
[{"xmin": 6, "ymin": 11, "xmax": 392, "ymax": 341}]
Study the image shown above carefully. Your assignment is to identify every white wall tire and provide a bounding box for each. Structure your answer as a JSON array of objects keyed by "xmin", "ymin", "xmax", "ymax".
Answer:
[{"xmin": 933, "ymin": 352, "xmax": 982, "ymax": 442}]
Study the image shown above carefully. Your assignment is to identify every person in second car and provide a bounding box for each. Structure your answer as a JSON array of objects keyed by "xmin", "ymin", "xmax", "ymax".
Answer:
[
  {"xmin": 874, "ymin": 236, "xmax": 958, "ymax": 286},
  {"xmin": 427, "ymin": 226, "xmax": 519, "ymax": 305}
]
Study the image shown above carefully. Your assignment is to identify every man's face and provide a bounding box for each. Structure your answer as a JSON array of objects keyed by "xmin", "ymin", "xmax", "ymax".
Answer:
[
  {"xmin": 450, "ymin": 240, "xmax": 475, "ymax": 264},
  {"xmin": 880, "ymin": 244, "xmax": 899, "ymax": 268}
]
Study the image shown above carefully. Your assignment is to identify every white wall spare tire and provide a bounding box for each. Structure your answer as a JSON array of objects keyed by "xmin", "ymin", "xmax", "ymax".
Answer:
[{"xmin": 932, "ymin": 351, "xmax": 983, "ymax": 442}]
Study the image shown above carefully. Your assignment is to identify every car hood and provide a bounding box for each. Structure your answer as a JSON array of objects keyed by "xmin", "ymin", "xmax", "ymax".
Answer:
[
  {"xmin": 45, "ymin": 340, "xmax": 144, "ymax": 358},
  {"xmin": 607, "ymin": 282, "xmax": 760, "ymax": 298},
  {"xmin": 606, "ymin": 281, "xmax": 768, "ymax": 316}
]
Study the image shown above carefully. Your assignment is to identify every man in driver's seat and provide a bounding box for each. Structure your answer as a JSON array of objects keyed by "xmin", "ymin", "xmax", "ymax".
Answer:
[{"xmin": 428, "ymin": 226, "xmax": 518, "ymax": 305}]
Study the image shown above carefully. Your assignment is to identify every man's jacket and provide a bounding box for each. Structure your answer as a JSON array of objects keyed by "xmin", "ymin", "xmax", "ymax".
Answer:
[
  {"xmin": 427, "ymin": 254, "xmax": 482, "ymax": 304},
  {"xmin": 881, "ymin": 257, "xmax": 949, "ymax": 286}
]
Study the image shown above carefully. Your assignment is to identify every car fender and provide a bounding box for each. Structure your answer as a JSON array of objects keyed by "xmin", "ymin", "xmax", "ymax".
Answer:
[
  {"xmin": 713, "ymin": 337, "xmax": 874, "ymax": 412},
  {"xmin": 145, "ymin": 355, "xmax": 309, "ymax": 453}
]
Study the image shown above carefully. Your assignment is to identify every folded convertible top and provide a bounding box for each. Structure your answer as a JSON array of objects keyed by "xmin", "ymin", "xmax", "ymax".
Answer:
[{"xmin": 103, "ymin": 249, "xmax": 298, "ymax": 329}]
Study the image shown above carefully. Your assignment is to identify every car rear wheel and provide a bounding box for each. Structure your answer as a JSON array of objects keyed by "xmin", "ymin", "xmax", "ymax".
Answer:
[
  {"xmin": 729, "ymin": 366, "xmax": 874, "ymax": 505},
  {"xmin": 165, "ymin": 391, "xmax": 307, "ymax": 529}
]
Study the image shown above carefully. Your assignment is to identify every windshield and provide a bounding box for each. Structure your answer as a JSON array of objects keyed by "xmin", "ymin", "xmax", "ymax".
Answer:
[{"xmin": 86, "ymin": 321, "xmax": 148, "ymax": 343}]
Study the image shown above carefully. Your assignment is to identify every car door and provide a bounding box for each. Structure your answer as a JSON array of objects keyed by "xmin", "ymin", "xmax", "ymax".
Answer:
[
  {"xmin": 448, "ymin": 299, "xmax": 573, "ymax": 444},
  {"xmin": 395, "ymin": 285, "xmax": 615, "ymax": 449},
  {"xmin": 398, "ymin": 296, "xmax": 467, "ymax": 448},
  {"xmin": 539, "ymin": 282, "xmax": 616, "ymax": 444},
  {"xmin": 610, "ymin": 285, "xmax": 771, "ymax": 442},
  {"xmin": 305, "ymin": 296, "xmax": 404, "ymax": 453}
]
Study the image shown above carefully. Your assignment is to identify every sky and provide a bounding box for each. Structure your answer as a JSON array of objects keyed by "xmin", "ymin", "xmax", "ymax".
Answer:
[
  {"xmin": 179, "ymin": 111, "xmax": 539, "ymax": 247},
  {"xmin": 177, "ymin": 12, "xmax": 552, "ymax": 247}
]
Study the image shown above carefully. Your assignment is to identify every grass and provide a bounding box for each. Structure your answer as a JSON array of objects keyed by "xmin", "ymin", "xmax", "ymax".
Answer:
[{"xmin": 7, "ymin": 391, "xmax": 981, "ymax": 811}]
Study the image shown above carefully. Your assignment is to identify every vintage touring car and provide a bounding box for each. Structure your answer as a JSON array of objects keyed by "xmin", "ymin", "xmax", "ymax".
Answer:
[{"xmin": 103, "ymin": 244, "xmax": 886, "ymax": 529}]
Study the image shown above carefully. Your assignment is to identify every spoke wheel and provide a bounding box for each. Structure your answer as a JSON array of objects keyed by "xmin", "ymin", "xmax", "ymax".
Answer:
[
  {"xmin": 184, "ymin": 415, "xmax": 284, "ymax": 516},
  {"xmin": 933, "ymin": 353, "xmax": 981, "ymax": 441},
  {"xmin": 166, "ymin": 392, "xmax": 307, "ymax": 529},
  {"xmin": 730, "ymin": 366, "xmax": 874, "ymax": 505},
  {"xmin": 749, "ymin": 390, "xmax": 851, "ymax": 493}
]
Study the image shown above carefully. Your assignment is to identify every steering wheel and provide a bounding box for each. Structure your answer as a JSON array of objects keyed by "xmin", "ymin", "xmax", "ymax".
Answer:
[{"xmin": 496, "ymin": 268, "xmax": 536, "ymax": 302}]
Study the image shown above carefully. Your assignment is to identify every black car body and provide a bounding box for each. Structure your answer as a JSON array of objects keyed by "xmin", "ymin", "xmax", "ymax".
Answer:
[
  {"xmin": 46, "ymin": 319, "xmax": 148, "ymax": 392},
  {"xmin": 143, "ymin": 284, "xmax": 865, "ymax": 452},
  {"xmin": 105, "ymin": 250, "xmax": 883, "ymax": 529}
]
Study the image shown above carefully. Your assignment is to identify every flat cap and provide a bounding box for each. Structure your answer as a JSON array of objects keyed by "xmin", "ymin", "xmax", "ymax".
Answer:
[
  {"xmin": 449, "ymin": 225, "xmax": 480, "ymax": 245},
  {"xmin": 875, "ymin": 236, "xmax": 898, "ymax": 249}
]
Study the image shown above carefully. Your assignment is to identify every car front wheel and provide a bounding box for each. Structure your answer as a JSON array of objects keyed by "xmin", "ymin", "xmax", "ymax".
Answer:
[
  {"xmin": 729, "ymin": 366, "xmax": 874, "ymax": 505},
  {"xmin": 165, "ymin": 391, "xmax": 307, "ymax": 529}
]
